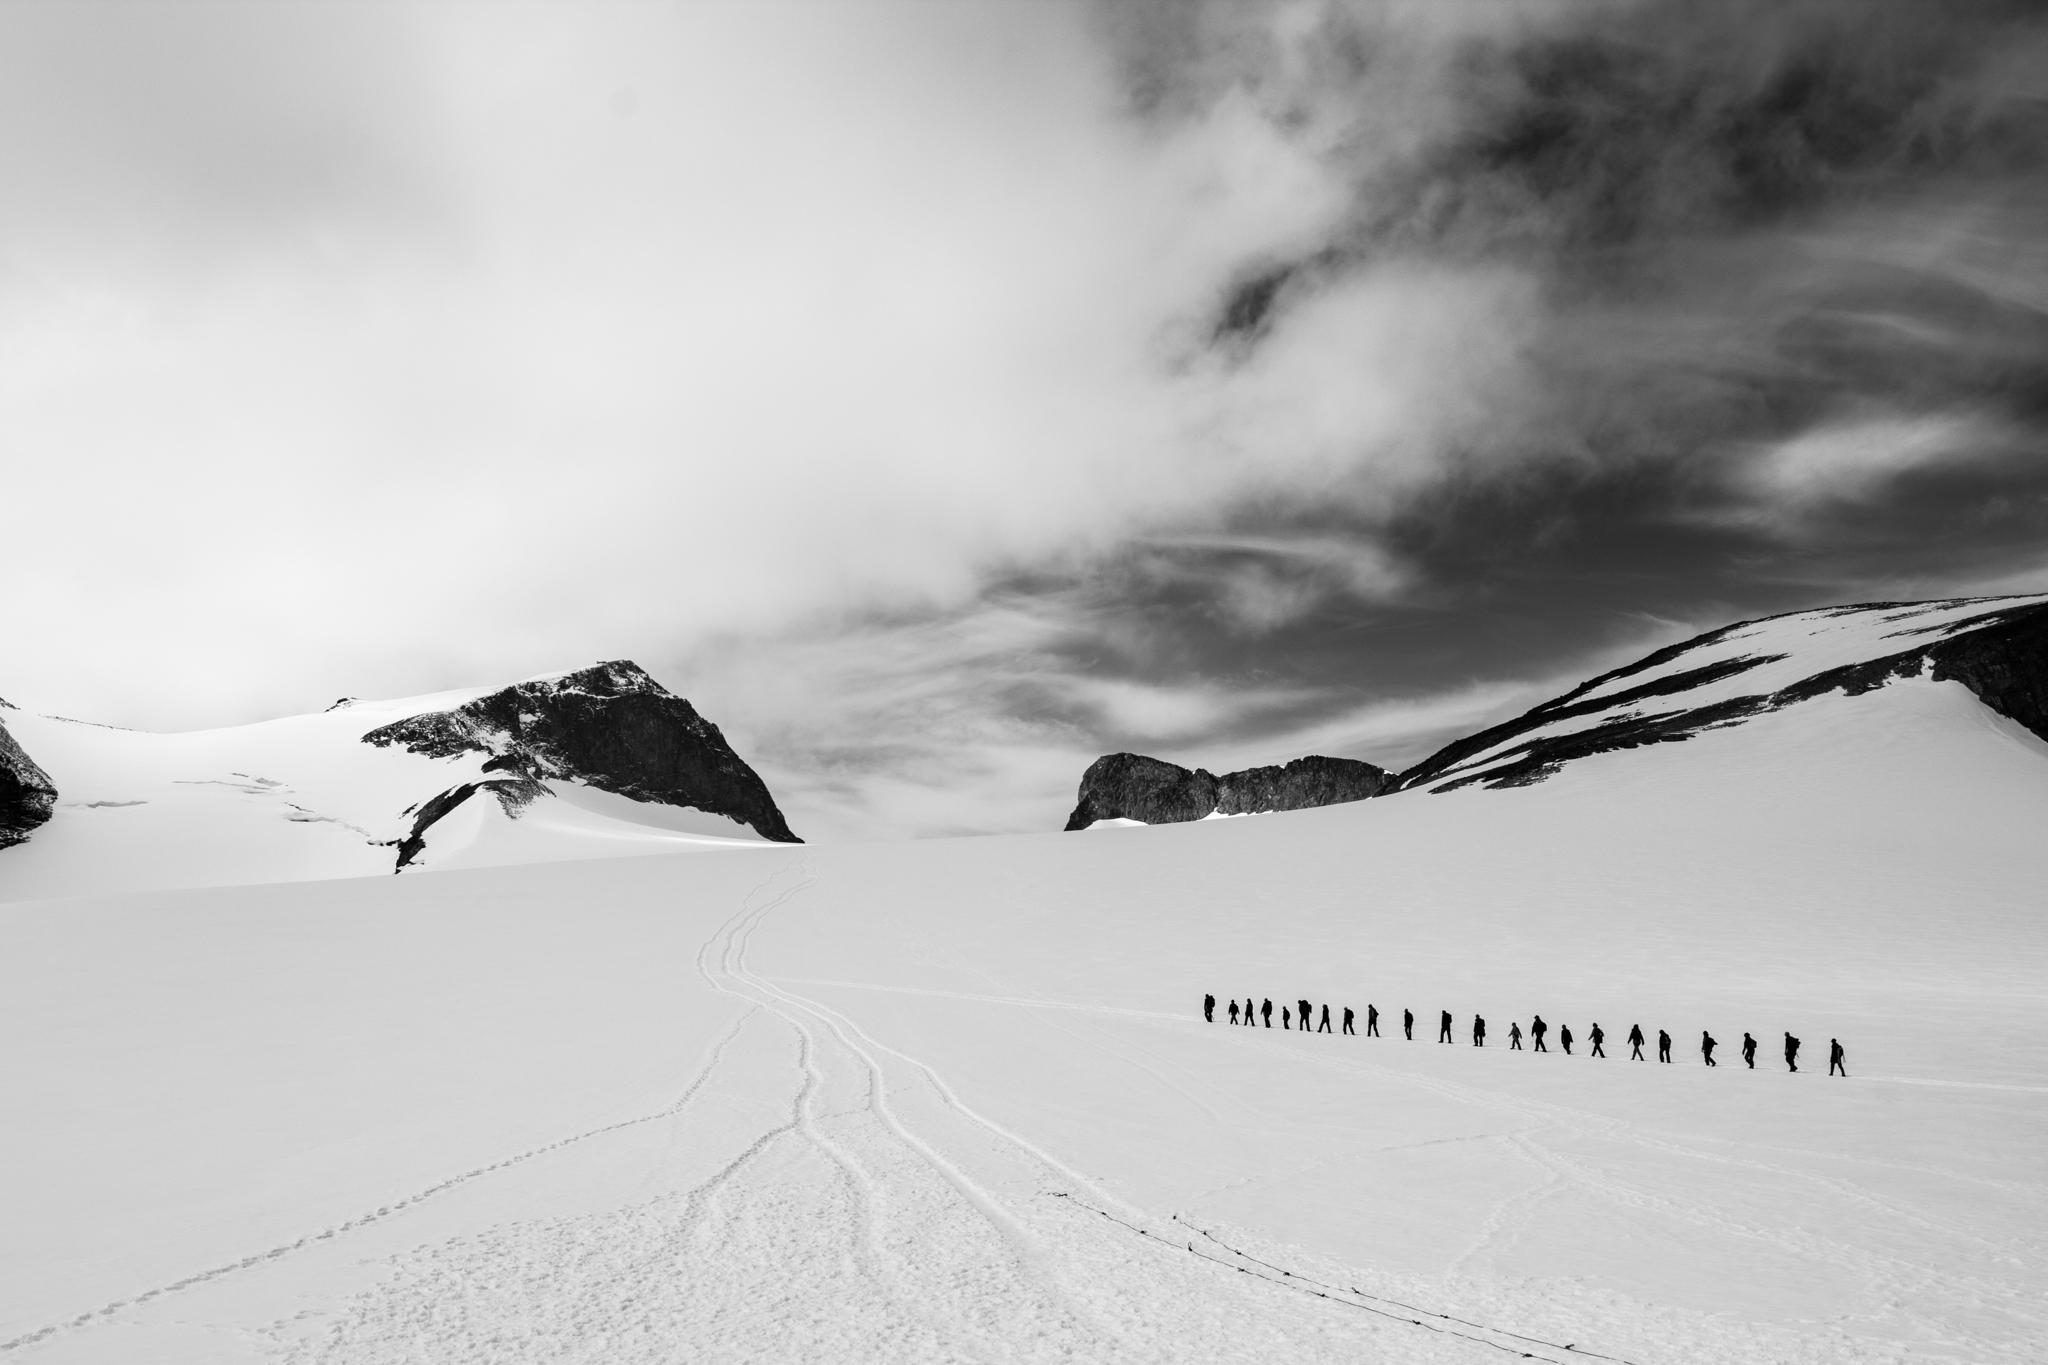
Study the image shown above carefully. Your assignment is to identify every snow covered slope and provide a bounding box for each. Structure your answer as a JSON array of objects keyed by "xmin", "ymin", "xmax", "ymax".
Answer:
[
  {"xmin": 0, "ymin": 663, "xmax": 788, "ymax": 902},
  {"xmin": 1064, "ymin": 595, "xmax": 2048, "ymax": 827},
  {"xmin": 1397, "ymin": 593, "xmax": 2048, "ymax": 791},
  {"xmin": 3, "ymin": 614, "xmax": 2045, "ymax": 1362}
]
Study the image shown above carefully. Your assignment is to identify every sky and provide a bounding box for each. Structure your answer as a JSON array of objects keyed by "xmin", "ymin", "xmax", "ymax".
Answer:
[{"xmin": 4, "ymin": 0, "xmax": 2047, "ymax": 841}]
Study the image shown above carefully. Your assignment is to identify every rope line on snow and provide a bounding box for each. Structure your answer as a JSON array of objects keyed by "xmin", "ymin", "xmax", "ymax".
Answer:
[{"xmin": 1047, "ymin": 1192, "xmax": 1649, "ymax": 1365}]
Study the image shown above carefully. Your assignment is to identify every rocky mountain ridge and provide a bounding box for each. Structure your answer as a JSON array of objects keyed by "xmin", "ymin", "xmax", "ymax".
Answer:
[
  {"xmin": 363, "ymin": 660, "xmax": 801, "ymax": 860},
  {"xmin": 1063, "ymin": 593, "xmax": 2048, "ymax": 827},
  {"xmin": 0, "ymin": 701, "xmax": 57, "ymax": 850},
  {"xmin": 1064, "ymin": 753, "xmax": 1391, "ymax": 830},
  {"xmin": 1392, "ymin": 596, "xmax": 2048, "ymax": 794}
]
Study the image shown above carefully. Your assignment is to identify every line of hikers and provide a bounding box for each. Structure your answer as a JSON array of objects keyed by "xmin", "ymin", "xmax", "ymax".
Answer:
[{"xmin": 1201, "ymin": 995, "xmax": 1846, "ymax": 1076}]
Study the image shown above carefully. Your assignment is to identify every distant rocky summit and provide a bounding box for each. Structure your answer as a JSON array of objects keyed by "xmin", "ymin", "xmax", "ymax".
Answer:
[
  {"xmin": 0, "ymin": 703, "xmax": 57, "ymax": 850},
  {"xmin": 1065, "ymin": 752, "xmax": 1391, "ymax": 830},
  {"xmin": 364, "ymin": 661, "xmax": 800, "ymax": 858}
]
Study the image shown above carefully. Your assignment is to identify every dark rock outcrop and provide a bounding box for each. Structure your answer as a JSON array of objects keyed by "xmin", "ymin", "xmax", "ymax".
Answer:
[
  {"xmin": 0, "ymin": 704, "xmax": 57, "ymax": 850},
  {"xmin": 1395, "ymin": 597, "xmax": 2048, "ymax": 793},
  {"xmin": 1065, "ymin": 752, "xmax": 1391, "ymax": 830},
  {"xmin": 389, "ymin": 778, "xmax": 549, "ymax": 869},
  {"xmin": 1215, "ymin": 755, "xmax": 1398, "ymax": 815},
  {"xmin": 363, "ymin": 661, "xmax": 800, "ymax": 843},
  {"xmin": 1065, "ymin": 754, "xmax": 1220, "ymax": 829}
]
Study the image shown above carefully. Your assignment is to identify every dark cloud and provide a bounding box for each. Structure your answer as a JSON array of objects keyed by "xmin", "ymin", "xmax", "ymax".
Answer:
[{"xmin": 997, "ymin": 0, "xmax": 2048, "ymax": 788}]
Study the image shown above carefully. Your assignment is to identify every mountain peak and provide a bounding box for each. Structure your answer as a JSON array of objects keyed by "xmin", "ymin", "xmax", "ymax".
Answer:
[{"xmin": 364, "ymin": 660, "xmax": 800, "ymax": 850}]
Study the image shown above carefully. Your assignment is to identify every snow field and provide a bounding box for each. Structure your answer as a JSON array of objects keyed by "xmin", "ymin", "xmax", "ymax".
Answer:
[{"xmin": 1, "ymin": 674, "xmax": 2044, "ymax": 1361}]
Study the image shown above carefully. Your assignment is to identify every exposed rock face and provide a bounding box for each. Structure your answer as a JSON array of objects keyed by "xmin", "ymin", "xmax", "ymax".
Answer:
[
  {"xmin": 388, "ymin": 777, "xmax": 548, "ymax": 869},
  {"xmin": 0, "ymin": 704, "xmax": 57, "ymax": 850},
  {"xmin": 1395, "ymin": 597, "xmax": 2048, "ymax": 793},
  {"xmin": 363, "ymin": 661, "xmax": 800, "ymax": 844},
  {"xmin": 1065, "ymin": 754, "xmax": 1219, "ymax": 829},
  {"xmin": 1065, "ymin": 752, "xmax": 1391, "ymax": 830},
  {"xmin": 1214, "ymin": 756, "xmax": 1397, "ymax": 815},
  {"xmin": 1390, "ymin": 653, "xmax": 1782, "ymax": 793}
]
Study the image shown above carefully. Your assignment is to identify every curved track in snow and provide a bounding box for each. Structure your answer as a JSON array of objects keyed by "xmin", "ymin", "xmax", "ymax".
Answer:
[{"xmin": 265, "ymin": 869, "xmax": 1876, "ymax": 1365}]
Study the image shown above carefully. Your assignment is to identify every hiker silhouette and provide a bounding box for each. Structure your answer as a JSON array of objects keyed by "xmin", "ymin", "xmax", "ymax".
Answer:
[
  {"xmin": 1509, "ymin": 1022, "xmax": 1523, "ymax": 1050},
  {"xmin": 1785, "ymin": 1033, "xmax": 1801, "ymax": 1072},
  {"xmin": 1204, "ymin": 993, "xmax": 1215, "ymax": 1023},
  {"xmin": 1403, "ymin": 1008, "xmax": 1414, "ymax": 1040},
  {"xmin": 1559, "ymin": 1024, "xmax": 1574, "ymax": 1055},
  {"xmin": 1701, "ymin": 1031, "xmax": 1717, "ymax": 1066},
  {"xmin": 1318, "ymin": 1003, "xmax": 1332, "ymax": 1033},
  {"xmin": 1299, "ymin": 1000, "xmax": 1313, "ymax": 1036},
  {"xmin": 1342, "ymin": 1006, "xmax": 1355, "ymax": 1035},
  {"xmin": 1657, "ymin": 1029, "xmax": 1672, "ymax": 1063},
  {"xmin": 1227, "ymin": 1000, "xmax": 1239, "ymax": 1025},
  {"xmin": 1473, "ymin": 1015, "xmax": 1486, "ymax": 1046},
  {"xmin": 1741, "ymin": 1032, "xmax": 1757, "ymax": 1068},
  {"xmin": 1829, "ymin": 1038, "xmax": 1846, "ymax": 1077},
  {"xmin": 1628, "ymin": 1024, "xmax": 1645, "ymax": 1060},
  {"xmin": 1367, "ymin": 1004, "xmax": 1380, "ymax": 1037},
  {"xmin": 1589, "ymin": 1023, "xmax": 1606, "ymax": 1058},
  {"xmin": 1532, "ymin": 1016, "xmax": 1549, "ymax": 1052},
  {"xmin": 1261, "ymin": 999, "xmax": 1272, "ymax": 1028}
]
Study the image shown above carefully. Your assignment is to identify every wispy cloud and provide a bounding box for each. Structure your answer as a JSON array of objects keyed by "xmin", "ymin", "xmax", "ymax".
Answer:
[{"xmin": 1734, "ymin": 413, "xmax": 1996, "ymax": 523}]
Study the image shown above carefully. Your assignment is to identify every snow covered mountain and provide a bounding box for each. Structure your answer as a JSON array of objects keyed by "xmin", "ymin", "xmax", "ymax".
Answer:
[
  {"xmin": 0, "ymin": 662, "xmax": 795, "ymax": 901},
  {"xmin": 4, "ymin": 594, "xmax": 2048, "ymax": 1361},
  {"xmin": 1394, "ymin": 593, "xmax": 2048, "ymax": 792},
  {"xmin": 1067, "ymin": 594, "xmax": 2048, "ymax": 827}
]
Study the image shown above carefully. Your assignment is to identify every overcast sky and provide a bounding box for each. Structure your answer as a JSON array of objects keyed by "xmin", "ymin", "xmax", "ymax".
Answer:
[{"xmin": 5, "ymin": 0, "xmax": 2047, "ymax": 840}]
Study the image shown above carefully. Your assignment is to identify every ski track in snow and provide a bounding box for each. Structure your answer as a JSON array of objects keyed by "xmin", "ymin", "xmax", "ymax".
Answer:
[
  {"xmin": 0, "ymin": 1003, "xmax": 760, "ymax": 1355},
  {"xmin": 17, "ymin": 866, "xmax": 2030, "ymax": 1361},
  {"xmin": 252, "ymin": 872, "xmax": 1961, "ymax": 1365},
  {"xmin": 804, "ymin": 929, "xmax": 2044, "ymax": 1362},
  {"xmin": 1179, "ymin": 1020, "xmax": 2048, "ymax": 1360},
  {"xmin": 269, "ymin": 867, "xmax": 1130, "ymax": 1365}
]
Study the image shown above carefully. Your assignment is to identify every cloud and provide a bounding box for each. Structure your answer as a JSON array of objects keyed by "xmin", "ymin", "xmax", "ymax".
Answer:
[
  {"xmin": 5, "ymin": 4, "xmax": 1544, "ymax": 719},
  {"xmin": 1737, "ymin": 413, "xmax": 1993, "ymax": 519},
  {"xmin": 2, "ymin": 1, "xmax": 2043, "ymax": 841},
  {"xmin": 0, "ymin": 6, "xmax": 1317, "ymax": 714},
  {"xmin": 658, "ymin": 587, "xmax": 1343, "ymax": 839}
]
